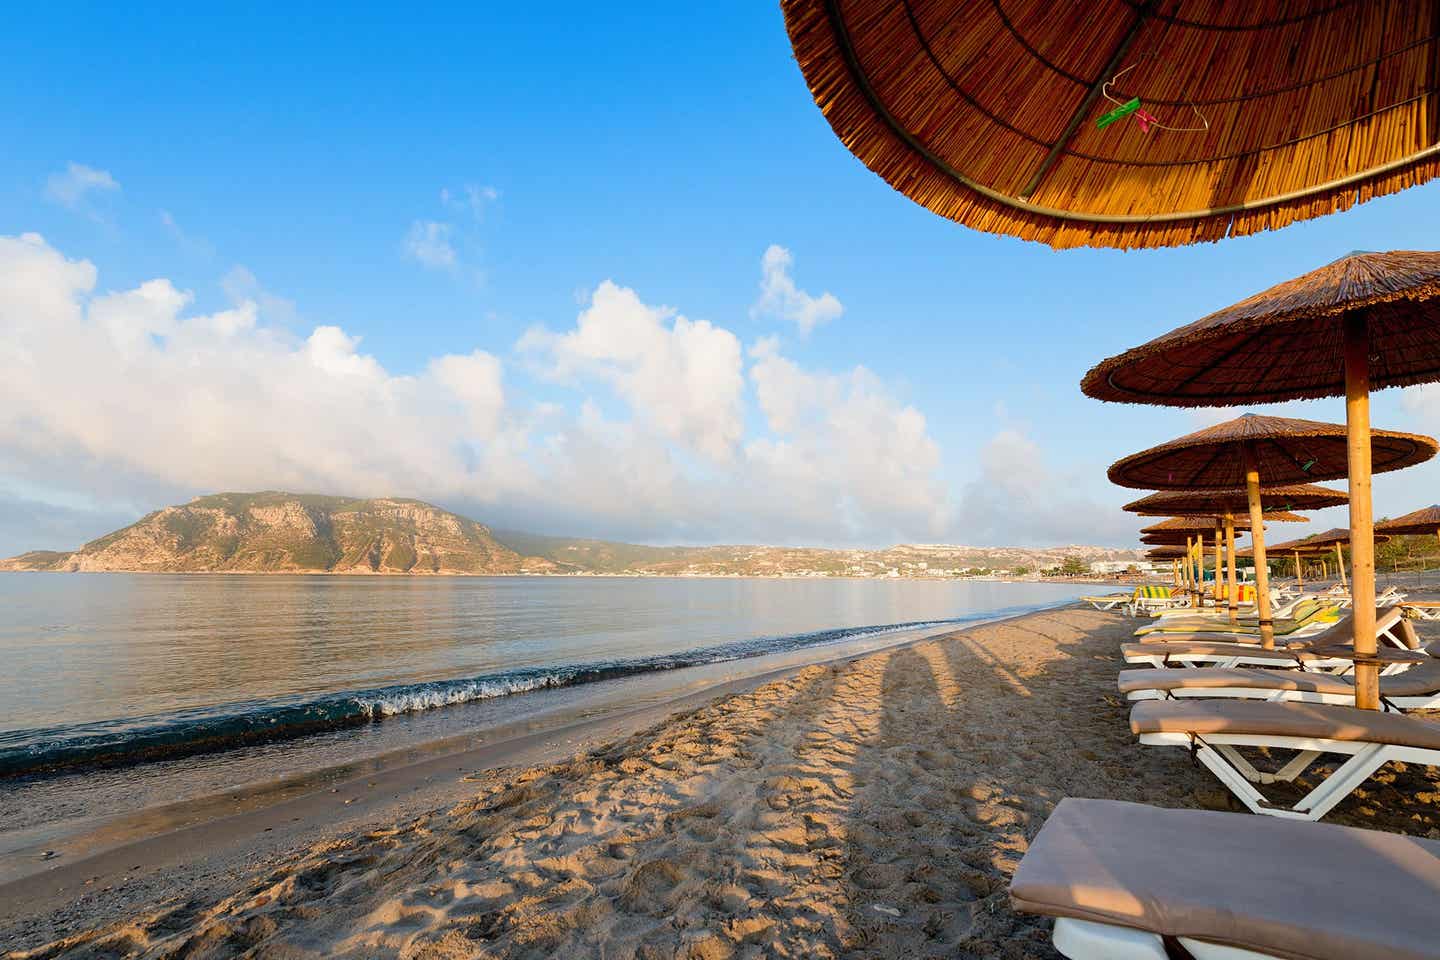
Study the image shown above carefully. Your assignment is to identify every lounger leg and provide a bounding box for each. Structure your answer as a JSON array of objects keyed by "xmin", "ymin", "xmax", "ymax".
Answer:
[
  {"xmin": 1288, "ymin": 746, "xmax": 1388, "ymax": 821},
  {"xmin": 1192, "ymin": 745, "xmax": 1282, "ymax": 816},
  {"xmin": 1209, "ymin": 745, "xmax": 1319, "ymax": 784}
]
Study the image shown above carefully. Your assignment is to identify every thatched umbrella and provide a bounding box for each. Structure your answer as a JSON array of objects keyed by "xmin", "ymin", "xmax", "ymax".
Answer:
[
  {"xmin": 781, "ymin": 3, "xmax": 1440, "ymax": 250},
  {"xmin": 1125, "ymin": 479, "xmax": 1353, "ymax": 638},
  {"xmin": 1376, "ymin": 504, "xmax": 1440, "ymax": 542},
  {"xmin": 1083, "ymin": 251, "xmax": 1440, "ymax": 709},
  {"xmin": 1140, "ymin": 512, "xmax": 1305, "ymax": 614},
  {"xmin": 1284, "ymin": 528, "xmax": 1393, "ymax": 587},
  {"xmin": 1111, "ymin": 415, "xmax": 1432, "ymax": 645}
]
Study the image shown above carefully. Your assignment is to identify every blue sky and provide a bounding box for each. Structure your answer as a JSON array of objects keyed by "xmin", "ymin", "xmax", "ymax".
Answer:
[{"xmin": 4, "ymin": 2, "xmax": 1440, "ymax": 555}]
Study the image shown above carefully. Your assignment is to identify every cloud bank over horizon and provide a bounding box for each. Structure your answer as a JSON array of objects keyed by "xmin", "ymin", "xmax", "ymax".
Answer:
[{"xmin": 0, "ymin": 234, "xmax": 1130, "ymax": 555}]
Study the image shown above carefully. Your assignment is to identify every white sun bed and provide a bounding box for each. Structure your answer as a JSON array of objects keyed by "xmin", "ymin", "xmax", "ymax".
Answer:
[
  {"xmin": 1118, "ymin": 645, "xmax": 1440, "ymax": 710},
  {"xmin": 1010, "ymin": 797, "xmax": 1440, "ymax": 960},
  {"xmin": 1080, "ymin": 592, "xmax": 1131, "ymax": 611},
  {"xmin": 1121, "ymin": 607, "xmax": 1412, "ymax": 669},
  {"xmin": 1130, "ymin": 699, "xmax": 1440, "ymax": 821}
]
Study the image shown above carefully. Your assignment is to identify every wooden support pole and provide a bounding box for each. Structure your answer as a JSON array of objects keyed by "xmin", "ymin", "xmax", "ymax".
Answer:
[
  {"xmin": 1243, "ymin": 444, "xmax": 1275, "ymax": 649},
  {"xmin": 1213, "ymin": 524, "xmax": 1223, "ymax": 602},
  {"xmin": 1336, "ymin": 542, "xmax": 1348, "ymax": 588},
  {"xmin": 1294, "ymin": 550, "xmax": 1304, "ymax": 589},
  {"xmin": 1224, "ymin": 515, "xmax": 1238, "ymax": 623},
  {"xmin": 1344, "ymin": 312, "xmax": 1379, "ymax": 711}
]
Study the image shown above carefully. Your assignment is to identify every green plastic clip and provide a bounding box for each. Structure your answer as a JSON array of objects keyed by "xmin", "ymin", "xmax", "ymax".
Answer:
[{"xmin": 1096, "ymin": 97, "xmax": 1141, "ymax": 130}]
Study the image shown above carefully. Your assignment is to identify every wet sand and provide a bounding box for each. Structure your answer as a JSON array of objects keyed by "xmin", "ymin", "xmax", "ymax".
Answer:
[{"xmin": 7, "ymin": 605, "xmax": 1440, "ymax": 958}]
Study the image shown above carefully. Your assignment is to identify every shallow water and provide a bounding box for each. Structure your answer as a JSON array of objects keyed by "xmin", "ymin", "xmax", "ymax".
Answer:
[{"xmin": 0, "ymin": 574, "xmax": 1086, "ymax": 848}]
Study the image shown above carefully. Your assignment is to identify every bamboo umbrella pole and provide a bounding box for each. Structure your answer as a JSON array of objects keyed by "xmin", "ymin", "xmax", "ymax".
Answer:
[
  {"xmin": 1344, "ymin": 312, "xmax": 1379, "ymax": 711},
  {"xmin": 1213, "ymin": 523, "xmax": 1223, "ymax": 602},
  {"xmin": 1294, "ymin": 550, "xmax": 1304, "ymax": 589},
  {"xmin": 1224, "ymin": 515, "xmax": 1238, "ymax": 622},
  {"xmin": 1243, "ymin": 445, "xmax": 1276, "ymax": 649},
  {"xmin": 1336, "ymin": 542, "xmax": 1348, "ymax": 587},
  {"xmin": 1184, "ymin": 535, "xmax": 1194, "ymax": 605}
]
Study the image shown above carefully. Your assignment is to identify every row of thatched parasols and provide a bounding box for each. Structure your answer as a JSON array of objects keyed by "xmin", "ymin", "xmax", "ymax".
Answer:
[{"xmin": 1082, "ymin": 251, "xmax": 1440, "ymax": 712}]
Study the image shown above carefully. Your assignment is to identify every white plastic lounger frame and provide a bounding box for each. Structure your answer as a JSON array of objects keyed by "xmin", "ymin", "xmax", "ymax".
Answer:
[
  {"xmin": 1138, "ymin": 729, "xmax": 1440, "ymax": 821},
  {"xmin": 1124, "ymin": 679, "xmax": 1438, "ymax": 710},
  {"xmin": 1403, "ymin": 602, "xmax": 1440, "ymax": 621},
  {"xmin": 1052, "ymin": 917, "xmax": 1276, "ymax": 960},
  {"xmin": 1122, "ymin": 648, "xmax": 1355, "ymax": 672},
  {"xmin": 1081, "ymin": 594, "xmax": 1129, "ymax": 611}
]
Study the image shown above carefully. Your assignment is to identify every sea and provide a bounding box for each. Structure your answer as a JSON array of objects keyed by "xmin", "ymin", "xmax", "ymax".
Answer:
[{"xmin": 0, "ymin": 573, "xmax": 1087, "ymax": 871}]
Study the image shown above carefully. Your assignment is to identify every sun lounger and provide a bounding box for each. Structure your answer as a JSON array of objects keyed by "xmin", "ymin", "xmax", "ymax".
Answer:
[
  {"xmin": 1080, "ymin": 592, "xmax": 1130, "ymax": 611},
  {"xmin": 1010, "ymin": 797, "xmax": 1440, "ymax": 960},
  {"xmin": 1124, "ymin": 585, "xmax": 1189, "ymax": 617},
  {"xmin": 1130, "ymin": 699, "xmax": 1440, "ymax": 820},
  {"xmin": 1133, "ymin": 598, "xmax": 1339, "ymax": 640},
  {"xmin": 1118, "ymin": 653, "xmax": 1440, "ymax": 711},
  {"xmin": 1121, "ymin": 608, "xmax": 1413, "ymax": 669},
  {"xmin": 1117, "ymin": 607, "xmax": 1411, "ymax": 667},
  {"xmin": 1403, "ymin": 601, "xmax": 1440, "ymax": 621}
]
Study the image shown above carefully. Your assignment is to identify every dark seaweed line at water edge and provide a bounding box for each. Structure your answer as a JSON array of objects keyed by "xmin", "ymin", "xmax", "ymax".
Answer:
[{"xmin": 0, "ymin": 602, "xmax": 1067, "ymax": 780}]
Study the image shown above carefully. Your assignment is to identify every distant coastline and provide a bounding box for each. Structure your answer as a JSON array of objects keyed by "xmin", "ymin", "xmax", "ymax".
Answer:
[{"xmin": 1, "ymin": 490, "xmax": 1148, "ymax": 579}]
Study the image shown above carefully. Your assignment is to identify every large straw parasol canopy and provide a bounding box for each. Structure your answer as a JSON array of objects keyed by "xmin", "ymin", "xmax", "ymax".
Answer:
[
  {"xmin": 1081, "ymin": 250, "xmax": 1440, "ymax": 708},
  {"xmin": 1081, "ymin": 252, "xmax": 1440, "ymax": 405},
  {"xmin": 1285, "ymin": 527, "xmax": 1391, "ymax": 550},
  {"xmin": 781, "ymin": 4, "xmax": 1440, "ymax": 250},
  {"xmin": 1107, "ymin": 414, "xmax": 1437, "ymax": 489},
  {"xmin": 1145, "ymin": 545, "xmax": 1188, "ymax": 559},
  {"xmin": 1123, "ymin": 484, "xmax": 1349, "ymax": 517},
  {"xmin": 1376, "ymin": 504, "xmax": 1440, "ymax": 536}
]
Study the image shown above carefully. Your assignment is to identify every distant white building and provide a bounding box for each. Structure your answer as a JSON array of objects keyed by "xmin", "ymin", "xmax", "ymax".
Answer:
[{"xmin": 1090, "ymin": 560, "xmax": 1165, "ymax": 575}]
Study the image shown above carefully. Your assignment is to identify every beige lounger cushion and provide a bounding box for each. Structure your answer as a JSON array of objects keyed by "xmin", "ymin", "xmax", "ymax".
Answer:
[
  {"xmin": 1010, "ymin": 798, "xmax": 1440, "ymax": 960},
  {"xmin": 1129, "ymin": 699, "xmax": 1440, "ymax": 751},
  {"xmin": 1120, "ymin": 640, "xmax": 1310, "ymax": 662},
  {"xmin": 1120, "ymin": 660, "xmax": 1440, "ymax": 700},
  {"xmin": 1117, "ymin": 667, "xmax": 1354, "ymax": 697}
]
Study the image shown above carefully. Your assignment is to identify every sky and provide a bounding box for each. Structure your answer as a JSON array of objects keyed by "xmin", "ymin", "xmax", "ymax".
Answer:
[{"xmin": 4, "ymin": 3, "xmax": 1440, "ymax": 556}]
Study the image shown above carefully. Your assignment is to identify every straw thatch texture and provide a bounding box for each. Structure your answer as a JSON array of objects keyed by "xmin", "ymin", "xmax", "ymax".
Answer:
[
  {"xmin": 1082, "ymin": 252, "xmax": 1440, "ymax": 405},
  {"xmin": 1137, "ymin": 513, "xmax": 1306, "ymax": 535},
  {"xmin": 1271, "ymin": 526, "xmax": 1391, "ymax": 550},
  {"xmin": 1145, "ymin": 545, "xmax": 1188, "ymax": 559},
  {"xmin": 1107, "ymin": 413, "xmax": 1437, "ymax": 489},
  {"xmin": 1123, "ymin": 483, "xmax": 1348, "ymax": 516},
  {"xmin": 1376, "ymin": 504, "xmax": 1440, "ymax": 535},
  {"xmin": 782, "ymin": 2, "xmax": 1440, "ymax": 250}
]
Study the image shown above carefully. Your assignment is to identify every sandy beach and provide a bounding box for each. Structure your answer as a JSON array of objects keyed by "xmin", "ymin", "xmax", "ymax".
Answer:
[{"xmin": 7, "ymin": 603, "xmax": 1440, "ymax": 959}]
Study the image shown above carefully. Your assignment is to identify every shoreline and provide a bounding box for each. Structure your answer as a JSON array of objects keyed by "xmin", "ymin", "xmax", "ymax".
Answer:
[
  {"xmin": 0, "ymin": 608, "xmax": 1057, "ymax": 947},
  {"xmin": 16, "ymin": 603, "xmax": 1428, "ymax": 957},
  {"xmin": 0, "ymin": 569, "xmax": 1147, "ymax": 585}
]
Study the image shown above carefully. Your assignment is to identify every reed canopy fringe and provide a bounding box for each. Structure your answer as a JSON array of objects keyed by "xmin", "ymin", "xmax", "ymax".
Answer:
[
  {"xmin": 1106, "ymin": 413, "xmax": 1438, "ymax": 490},
  {"xmin": 1376, "ymin": 504, "xmax": 1440, "ymax": 536},
  {"xmin": 1272, "ymin": 527, "xmax": 1390, "ymax": 551},
  {"xmin": 782, "ymin": 1, "xmax": 1440, "ymax": 249},
  {"xmin": 1123, "ymin": 483, "xmax": 1349, "ymax": 517},
  {"xmin": 1082, "ymin": 252, "xmax": 1440, "ymax": 405}
]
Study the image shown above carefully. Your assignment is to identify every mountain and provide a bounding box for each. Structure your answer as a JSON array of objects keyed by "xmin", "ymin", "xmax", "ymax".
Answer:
[
  {"xmin": 1, "ymin": 492, "xmax": 556, "ymax": 574},
  {"xmin": 1, "ymin": 492, "xmax": 1144, "ymax": 576}
]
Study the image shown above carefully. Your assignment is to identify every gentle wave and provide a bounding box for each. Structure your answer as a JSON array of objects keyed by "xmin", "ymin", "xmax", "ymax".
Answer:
[{"xmin": 0, "ymin": 607, "xmax": 1045, "ymax": 779}]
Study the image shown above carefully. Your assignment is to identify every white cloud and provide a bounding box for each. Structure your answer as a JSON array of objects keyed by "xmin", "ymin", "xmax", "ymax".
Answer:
[
  {"xmin": 403, "ymin": 220, "xmax": 457, "ymax": 269},
  {"xmin": 0, "ymin": 234, "xmax": 1137, "ymax": 553},
  {"xmin": 952, "ymin": 428, "xmax": 1134, "ymax": 546},
  {"xmin": 0, "ymin": 233, "xmax": 511, "ymax": 513},
  {"xmin": 746, "ymin": 337, "xmax": 949, "ymax": 539},
  {"xmin": 221, "ymin": 265, "xmax": 298, "ymax": 324},
  {"xmin": 521, "ymin": 280, "xmax": 745, "ymax": 461},
  {"xmin": 44, "ymin": 163, "xmax": 120, "ymax": 212},
  {"xmin": 751, "ymin": 244, "xmax": 843, "ymax": 335},
  {"xmin": 441, "ymin": 184, "xmax": 500, "ymax": 220}
]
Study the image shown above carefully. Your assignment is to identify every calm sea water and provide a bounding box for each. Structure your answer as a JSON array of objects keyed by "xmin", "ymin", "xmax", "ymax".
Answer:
[{"xmin": 0, "ymin": 573, "xmax": 1086, "ymax": 779}]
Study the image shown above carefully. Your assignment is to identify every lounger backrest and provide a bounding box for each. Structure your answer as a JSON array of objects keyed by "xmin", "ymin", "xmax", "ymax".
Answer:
[{"xmin": 1132, "ymin": 585, "xmax": 1172, "ymax": 600}]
